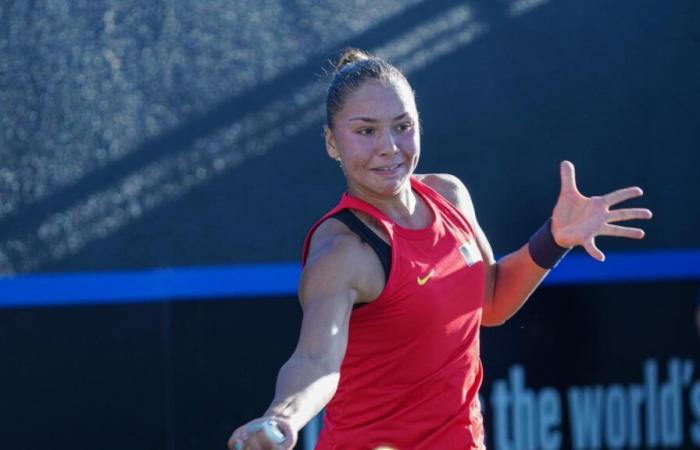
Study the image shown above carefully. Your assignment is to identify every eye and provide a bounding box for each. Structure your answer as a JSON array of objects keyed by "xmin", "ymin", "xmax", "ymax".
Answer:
[
  {"xmin": 396, "ymin": 122, "xmax": 413, "ymax": 132},
  {"xmin": 357, "ymin": 127, "xmax": 375, "ymax": 136}
]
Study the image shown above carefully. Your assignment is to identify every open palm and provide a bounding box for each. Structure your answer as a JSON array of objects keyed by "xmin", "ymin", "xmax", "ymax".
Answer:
[{"xmin": 551, "ymin": 161, "xmax": 652, "ymax": 261}]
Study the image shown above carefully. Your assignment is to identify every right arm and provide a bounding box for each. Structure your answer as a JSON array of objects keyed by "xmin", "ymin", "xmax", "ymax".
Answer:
[
  {"xmin": 228, "ymin": 222, "xmax": 378, "ymax": 449},
  {"xmin": 263, "ymin": 232, "xmax": 361, "ymax": 430}
]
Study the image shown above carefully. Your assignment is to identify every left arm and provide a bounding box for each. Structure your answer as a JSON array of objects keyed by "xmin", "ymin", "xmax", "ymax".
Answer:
[
  {"xmin": 420, "ymin": 173, "xmax": 548, "ymax": 326},
  {"xmin": 420, "ymin": 161, "xmax": 652, "ymax": 326}
]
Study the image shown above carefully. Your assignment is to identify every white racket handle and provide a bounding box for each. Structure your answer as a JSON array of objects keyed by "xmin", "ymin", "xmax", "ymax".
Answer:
[{"xmin": 262, "ymin": 419, "xmax": 285, "ymax": 444}]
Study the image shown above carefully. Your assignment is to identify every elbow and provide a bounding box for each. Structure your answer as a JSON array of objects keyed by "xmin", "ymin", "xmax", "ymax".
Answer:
[
  {"xmin": 481, "ymin": 297, "xmax": 509, "ymax": 327},
  {"xmin": 480, "ymin": 307, "xmax": 512, "ymax": 327},
  {"xmin": 481, "ymin": 316, "xmax": 507, "ymax": 327}
]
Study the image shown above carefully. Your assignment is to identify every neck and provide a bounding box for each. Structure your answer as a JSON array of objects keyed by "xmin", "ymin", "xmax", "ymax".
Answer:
[{"xmin": 347, "ymin": 178, "xmax": 429, "ymax": 229}]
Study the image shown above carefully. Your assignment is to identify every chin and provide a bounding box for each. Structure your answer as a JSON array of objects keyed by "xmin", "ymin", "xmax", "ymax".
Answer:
[{"xmin": 377, "ymin": 176, "xmax": 410, "ymax": 195}]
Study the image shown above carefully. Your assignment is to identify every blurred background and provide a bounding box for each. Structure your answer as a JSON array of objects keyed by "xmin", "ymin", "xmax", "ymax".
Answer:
[{"xmin": 0, "ymin": 0, "xmax": 698, "ymax": 449}]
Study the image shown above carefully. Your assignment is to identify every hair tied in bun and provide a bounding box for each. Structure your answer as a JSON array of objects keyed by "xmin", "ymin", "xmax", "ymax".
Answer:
[{"xmin": 335, "ymin": 48, "xmax": 371, "ymax": 71}]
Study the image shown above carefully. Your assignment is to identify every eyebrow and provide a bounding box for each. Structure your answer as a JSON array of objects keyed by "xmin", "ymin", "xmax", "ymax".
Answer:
[{"xmin": 348, "ymin": 112, "xmax": 409, "ymax": 123}]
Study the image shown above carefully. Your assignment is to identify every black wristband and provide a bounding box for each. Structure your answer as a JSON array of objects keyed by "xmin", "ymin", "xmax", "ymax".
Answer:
[{"xmin": 528, "ymin": 218, "xmax": 570, "ymax": 269}]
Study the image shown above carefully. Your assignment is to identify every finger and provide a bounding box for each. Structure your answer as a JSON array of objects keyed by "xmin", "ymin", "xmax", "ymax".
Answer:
[
  {"xmin": 229, "ymin": 431, "xmax": 246, "ymax": 449},
  {"xmin": 601, "ymin": 223, "xmax": 646, "ymax": 239},
  {"xmin": 607, "ymin": 208, "xmax": 653, "ymax": 223},
  {"xmin": 243, "ymin": 434, "xmax": 261, "ymax": 450},
  {"xmin": 247, "ymin": 422, "xmax": 264, "ymax": 433},
  {"xmin": 602, "ymin": 186, "xmax": 643, "ymax": 207},
  {"xmin": 249, "ymin": 433, "xmax": 273, "ymax": 450},
  {"xmin": 583, "ymin": 238, "xmax": 605, "ymax": 262},
  {"xmin": 559, "ymin": 160, "xmax": 579, "ymax": 195},
  {"xmin": 248, "ymin": 429, "xmax": 281, "ymax": 450}
]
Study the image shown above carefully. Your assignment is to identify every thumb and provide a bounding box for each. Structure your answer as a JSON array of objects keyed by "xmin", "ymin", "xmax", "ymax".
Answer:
[
  {"xmin": 583, "ymin": 237, "xmax": 605, "ymax": 262},
  {"xmin": 266, "ymin": 419, "xmax": 296, "ymax": 449},
  {"xmin": 559, "ymin": 160, "xmax": 579, "ymax": 195}
]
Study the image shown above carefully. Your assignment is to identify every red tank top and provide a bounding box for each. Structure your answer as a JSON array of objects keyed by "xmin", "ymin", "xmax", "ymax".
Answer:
[{"xmin": 302, "ymin": 177, "xmax": 486, "ymax": 450}]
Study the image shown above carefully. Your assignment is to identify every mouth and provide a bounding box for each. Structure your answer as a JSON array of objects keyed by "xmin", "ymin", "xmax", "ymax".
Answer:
[{"xmin": 371, "ymin": 163, "xmax": 403, "ymax": 173}]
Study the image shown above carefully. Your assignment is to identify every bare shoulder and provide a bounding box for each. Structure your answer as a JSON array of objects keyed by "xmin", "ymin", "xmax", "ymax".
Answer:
[
  {"xmin": 301, "ymin": 217, "xmax": 384, "ymax": 307},
  {"xmin": 305, "ymin": 218, "xmax": 362, "ymax": 263},
  {"xmin": 415, "ymin": 173, "xmax": 475, "ymax": 219},
  {"xmin": 415, "ymin": 173, "xmax": 465, "ymax": 200},
  {"xmin": 416, "ymin": 174, "xmax": 495, "ymax": 267}
]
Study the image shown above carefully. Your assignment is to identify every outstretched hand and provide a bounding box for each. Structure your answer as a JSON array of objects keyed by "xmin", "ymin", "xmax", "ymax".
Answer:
[{"xmin": 551, "ymin": 161, "xmax": 652, "ymax": 261}]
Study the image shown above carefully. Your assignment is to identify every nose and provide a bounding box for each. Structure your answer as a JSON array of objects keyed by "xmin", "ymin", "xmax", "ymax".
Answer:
[{"xmin": 378, "ymin": 129, "xmax": 399, "ymax": 156}]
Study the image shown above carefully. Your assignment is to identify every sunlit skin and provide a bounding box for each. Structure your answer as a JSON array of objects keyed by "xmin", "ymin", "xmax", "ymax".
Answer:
[{"xmin": 324, "ymin": 79, "xmax": 431, "ymax": 230}]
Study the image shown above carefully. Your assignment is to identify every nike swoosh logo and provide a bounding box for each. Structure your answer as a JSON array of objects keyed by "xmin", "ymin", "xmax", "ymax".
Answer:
[{"xmin": 416, "ymin": 270, "xmax": 435, "ymax": 286}]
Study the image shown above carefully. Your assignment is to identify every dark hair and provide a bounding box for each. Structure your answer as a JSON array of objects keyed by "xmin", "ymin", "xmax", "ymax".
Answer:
[{"xmin": 326, "ymin": 48, "xmax": 411, "ymax": 128}]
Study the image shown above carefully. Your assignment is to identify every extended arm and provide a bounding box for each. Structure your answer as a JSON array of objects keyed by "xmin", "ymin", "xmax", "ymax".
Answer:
[
  {"xmin": 228, "ymin": 224, "xmax": 376, "ymax": 450},
  {"xmin": 421, "ymin": 161, "xmax": 652, "ymax": 326}
]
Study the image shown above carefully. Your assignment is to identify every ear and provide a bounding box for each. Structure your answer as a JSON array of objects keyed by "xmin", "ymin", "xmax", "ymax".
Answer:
[{"xmin": 324, "ymin": 125, "xmax": 340, "ymax": 161}]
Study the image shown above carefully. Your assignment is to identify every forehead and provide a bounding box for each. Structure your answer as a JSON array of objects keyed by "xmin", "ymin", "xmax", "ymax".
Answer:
[{"xmin": 338, "ymin": 80, "xmax": 417, "ymax": 120}]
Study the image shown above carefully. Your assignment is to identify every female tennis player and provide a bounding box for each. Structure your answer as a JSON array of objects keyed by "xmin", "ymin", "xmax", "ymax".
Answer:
[{"xmin": 228, "ymin": 49, "xmax": 652, "ymax": 450}]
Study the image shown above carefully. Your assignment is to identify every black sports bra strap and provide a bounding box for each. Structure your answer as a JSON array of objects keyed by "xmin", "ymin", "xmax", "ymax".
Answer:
[{"xmin": 330, "ymin": 209, "xmax": 391, "ymax": 283}]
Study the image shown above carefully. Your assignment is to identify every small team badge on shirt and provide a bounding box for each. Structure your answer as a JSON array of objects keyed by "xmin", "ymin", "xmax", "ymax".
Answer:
[{"xmin": 459, "ymin": 238, "xmax": 481, "ymax": 267}]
